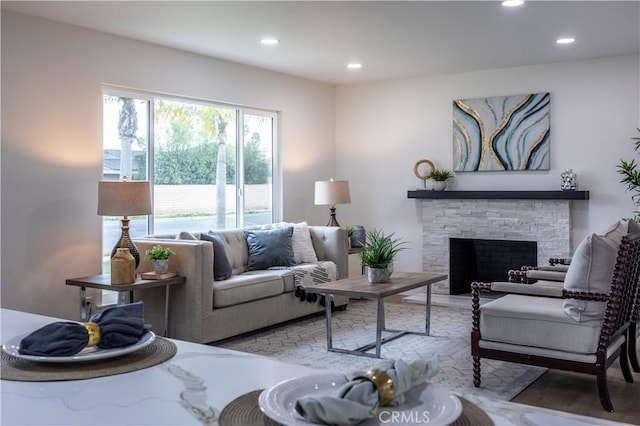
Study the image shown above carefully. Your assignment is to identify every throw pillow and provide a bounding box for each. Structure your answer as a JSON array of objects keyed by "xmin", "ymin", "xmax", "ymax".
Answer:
[
  {"xmin": 244, "ymin": 226, "xmax": 295, "ymax": 271},
  {"xmin": 628, "ymin": 219, "xmax": 640, "ymax": 234},
  {"xmin": 291, "ymin": 222, "xmax": 318, "ymax": 264},
  {"xmin": 563, "ymin": 233, "xmax": 619, "ymax": 322},
  {"xmin": 597, "ymin": 221, "xmax": 627, "ymax": 246},
  {"xmin": 200, "ymin": 233, "xmax": 232, "ymax": 281},
  {"xmin": 175, "ymin": 231, "xmax": 198, "ymax": 240},
  {"xmin": 246, "ymin": 221, "xmax": 318, "ymax": 264}
]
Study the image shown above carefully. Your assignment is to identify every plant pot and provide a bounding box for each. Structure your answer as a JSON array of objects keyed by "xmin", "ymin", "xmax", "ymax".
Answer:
[
  {"xmin": 152, "ymin": 259, "xmax": 169, "ymax": 273},
  {"xmin": 432, "ymin": 181, "xmax": 447, "ymax": 191},
  {"xmin": 368, "ymin": 267, "xmax": 390, "ymax": 283}
]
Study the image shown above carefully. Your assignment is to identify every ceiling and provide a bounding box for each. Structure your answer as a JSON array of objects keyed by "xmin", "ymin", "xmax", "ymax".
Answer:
[{"xmin": 3, "ymin": 1, "xmax": 639, "ymax": 85}]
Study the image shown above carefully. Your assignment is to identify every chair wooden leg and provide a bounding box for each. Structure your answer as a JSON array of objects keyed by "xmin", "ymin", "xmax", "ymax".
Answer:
[
  {"xmin": 473, "ymin": 356, "xmax": 481, "ymax": 387},
  {"xmin": 620, "ymin": 342, "xmax": 634, "ymax": 383},
  {"xmin": 596, "ymin": 366, "xmax": 614, "ymax": 412},
  {"xmin": 629, "ymin": 323, "xmax": 640, "ymax": 372}
]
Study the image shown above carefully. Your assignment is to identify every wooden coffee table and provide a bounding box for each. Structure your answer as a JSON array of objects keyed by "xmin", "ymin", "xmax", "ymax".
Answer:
[{"xmin": 305, "ymin": 271, "xmax": 447, "ymax": 358}]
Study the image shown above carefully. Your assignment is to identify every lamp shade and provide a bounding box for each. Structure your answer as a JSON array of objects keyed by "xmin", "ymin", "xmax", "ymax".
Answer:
[
  {"xmin": 314, "ymin": 180, "xmax": 351, "ymax": 206},
  {"xmin": 97, "ymin": 181, "xmax": 152, "ymax": 216}
]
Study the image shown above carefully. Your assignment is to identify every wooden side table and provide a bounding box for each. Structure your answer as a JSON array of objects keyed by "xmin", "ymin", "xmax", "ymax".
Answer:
[{"xmin": 65, "ymin": 274, "xmax": 186, "ymax": 337}]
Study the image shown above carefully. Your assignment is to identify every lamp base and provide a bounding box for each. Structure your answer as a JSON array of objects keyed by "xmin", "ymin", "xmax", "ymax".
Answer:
[
  {"xmin": 326, "ymin": 206, "xmax": 340, "ymax": 227},
  {"xmin": 111, "ymin": 218, "xmax": 140, "ymax": 268}
]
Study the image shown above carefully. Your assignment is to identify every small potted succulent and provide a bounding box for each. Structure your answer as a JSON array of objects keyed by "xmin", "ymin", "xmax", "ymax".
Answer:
[
  {"xmin": 359, "ymin": 229, "xmax": 407, "ymax": 283},
  {"xmin": 145, "ymin": 245, "xmax": 176, "ymax": 273},
  {"xmin": 430, "ymin": 169, "xmax": 454, "ymax": 191}
]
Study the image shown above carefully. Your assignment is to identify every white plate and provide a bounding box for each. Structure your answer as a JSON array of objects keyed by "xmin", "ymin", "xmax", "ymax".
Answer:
[
  {"xmin": 2, "ymin": 330, "xmax": 156, "ymax": 363},
  {"xmin": 258, "ymin": 373, "xmax": 462, "ymax": 426}
]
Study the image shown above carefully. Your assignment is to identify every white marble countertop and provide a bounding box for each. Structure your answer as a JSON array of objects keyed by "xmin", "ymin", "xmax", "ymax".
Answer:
[{"xmin": 1, "ymin": 308, "xmax": 629, "ymax": 425}]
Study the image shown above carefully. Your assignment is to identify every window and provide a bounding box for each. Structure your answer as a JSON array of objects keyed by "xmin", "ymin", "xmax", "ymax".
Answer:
[{"xmin": 101, "ymin": 89, "xmax": 280, "ymax": 303}]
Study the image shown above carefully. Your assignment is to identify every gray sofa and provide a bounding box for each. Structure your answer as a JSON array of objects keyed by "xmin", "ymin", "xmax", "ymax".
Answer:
[{"xmin": 133, "ymin": 225, "xmax": 349, "ymax": 343}]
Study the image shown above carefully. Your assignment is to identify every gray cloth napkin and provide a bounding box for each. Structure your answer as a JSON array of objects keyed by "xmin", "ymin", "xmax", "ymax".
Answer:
[
  {"xmin": 19, "ymin": 302, "xmax": 148, "ymax": 356},
  {"xmin": 294, "ymin": 355, "xmax": 439, "ymax": 426}
]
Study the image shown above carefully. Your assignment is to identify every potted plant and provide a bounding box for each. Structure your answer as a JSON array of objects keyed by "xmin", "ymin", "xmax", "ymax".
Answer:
[
  {"xmin": 430, "ymin": 169, "xmax": 454, "ymax": 191},
  {"xmin": 145, "ymin": 245, "xmax": 176, "ymax": 273},
  {"xmin": 617, "ymin": 128, "xmax": 640, "ymax": 221},
  {"xmin": 359, "ymin": 229, "xmax": 407, "ymax": 283}
]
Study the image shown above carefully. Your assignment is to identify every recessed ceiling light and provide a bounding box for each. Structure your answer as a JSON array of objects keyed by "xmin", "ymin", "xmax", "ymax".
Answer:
[
  {"xmin": 347, "ymin": 63, "xmax": 362, "ymax": 70},
  {"xmin": 502, "ymin": 0, "xmax": 524, "ymax": 7},
  {"xmin": 261, "ymin": 38, "xmax": 279, "ymax": 45},
  {"xmin": 556, "ymin": 37, "xmax": 576, "ymax": 45}
]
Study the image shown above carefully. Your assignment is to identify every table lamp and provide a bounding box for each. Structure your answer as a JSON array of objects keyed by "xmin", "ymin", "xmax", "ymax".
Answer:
[
  {"xmin": 314, "ymin": 179, "xmax": 351, "ymax": 227},
  {"xmin": 98, "ymin": 179, "xmax": 152, "ymax": 268}
]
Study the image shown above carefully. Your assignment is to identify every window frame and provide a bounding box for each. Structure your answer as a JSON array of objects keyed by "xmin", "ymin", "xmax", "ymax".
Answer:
[{"xmin": 101, "ymin": 85, "xmax": 283, "ymax": 234}]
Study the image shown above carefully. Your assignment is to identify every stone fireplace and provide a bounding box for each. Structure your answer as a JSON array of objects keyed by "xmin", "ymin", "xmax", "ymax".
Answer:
[{"xmin": 408, "ymin": 191, "xmax": 589, "ymax": 294}]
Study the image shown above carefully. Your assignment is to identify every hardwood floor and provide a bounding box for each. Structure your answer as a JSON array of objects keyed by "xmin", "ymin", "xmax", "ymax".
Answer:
[{"xmin": 512, "ymin": 358, "xmax": 640, "ymax": 425}]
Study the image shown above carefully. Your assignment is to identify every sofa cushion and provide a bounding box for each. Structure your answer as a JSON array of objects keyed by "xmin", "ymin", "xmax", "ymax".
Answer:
[
  {"xmin": 250, "ymin": 222, "xmax": 319, "ymax": 264},
  {"xmin": 563, "ymin": 233, "xmax": 619, "ymax": 322},
  {"xmin": 481, "ymin": 294, "xmax": 602, "ymax": 354},
  {"xmin": 213, "ymin": 274, "xmax": 284, "ymax": 308},
  {"xmin": 244, "ymin": 226, "xmax": 295, "ymax": 270},
  {"xmin": 200, "ymin": 233, "xmax": 233, "ymax": 281}
]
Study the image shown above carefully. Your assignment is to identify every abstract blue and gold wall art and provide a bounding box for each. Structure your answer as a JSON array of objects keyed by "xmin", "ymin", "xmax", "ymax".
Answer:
[{"xmin": 453, "ymin": 93, "xmax": 550, "ymax": 171}]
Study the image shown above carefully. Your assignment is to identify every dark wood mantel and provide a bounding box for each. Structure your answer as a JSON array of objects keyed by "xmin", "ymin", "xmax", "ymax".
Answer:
[{"xmin": 407, "ymin": 190, "xmax": 589, "ymax": 200}]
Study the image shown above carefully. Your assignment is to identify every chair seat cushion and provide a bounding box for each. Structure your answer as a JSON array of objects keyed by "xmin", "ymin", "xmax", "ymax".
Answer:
[{"xmin": 480, "ymin": 294, "xmax": 602, "ymax": 354}]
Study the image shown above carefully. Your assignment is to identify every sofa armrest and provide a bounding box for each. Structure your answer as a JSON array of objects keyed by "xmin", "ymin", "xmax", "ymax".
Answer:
[
  {"xmin": 133, "ymin": 238, "xmax": 214, "ymax": 342},
  {"xmin": 309, "ymin": 226, "xmax": 349, "ymax": 279}
]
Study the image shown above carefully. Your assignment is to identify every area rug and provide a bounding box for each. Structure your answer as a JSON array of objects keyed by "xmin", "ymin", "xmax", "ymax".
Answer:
[{"xmin": 215, "ymin": 299, "xmax": 546, "ymax": 401}]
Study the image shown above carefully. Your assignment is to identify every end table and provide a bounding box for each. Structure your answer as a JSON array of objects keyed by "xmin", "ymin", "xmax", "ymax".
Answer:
[{"xmin": 65, "ymin": 274, "xmax": 185, "ymax": 337}]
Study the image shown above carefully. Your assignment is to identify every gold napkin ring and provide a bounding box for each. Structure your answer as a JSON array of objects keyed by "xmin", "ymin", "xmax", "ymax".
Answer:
[
  {"xmin": 354, "ymin": 369, "xmax": 395, "ymax": 406},
  {"xmin": 82, "ymin": 322, "xmax": 101, "ymax": 347}
]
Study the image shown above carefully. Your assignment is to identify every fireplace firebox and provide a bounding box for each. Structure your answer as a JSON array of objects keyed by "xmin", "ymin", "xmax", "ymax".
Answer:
[{"xmin": 448, "ymin": 238, "xmax": 537, "ymax": 295}]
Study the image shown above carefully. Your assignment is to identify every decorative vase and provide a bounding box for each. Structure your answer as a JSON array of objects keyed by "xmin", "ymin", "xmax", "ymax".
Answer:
[
  {"xmin": 432, "ymin": 181, "xmax": 447, "ymax": 191},
  {"xmin": 368, "ymin": 267, "xmax": 390, "ymax": 283},
  {"xmin": 111, "ymin": 248, "xmax": 136, "ymax": 285},
  {"xmin": 350, "ymin": 226, "xmax": 366, "ymax": 248},
  {"xmin": 560, "ymin": 169, "xmax": 577, "ymax": 191},
  {"xmin": 153, "ymin": 259, "xmax": 170, "ymax": 273}
]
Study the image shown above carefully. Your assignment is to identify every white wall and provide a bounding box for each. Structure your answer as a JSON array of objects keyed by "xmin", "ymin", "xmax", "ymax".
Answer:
[
  {"xmin": 3, "ymin": 10, "xmax": 639, "ymax": 319},
  {"xmin": 1, "ymin": 11, "xmax": 336, "ymax": 318},
  {"xmin": 335, "ymin": 55, "xmax": 640, "ymax": 273}
]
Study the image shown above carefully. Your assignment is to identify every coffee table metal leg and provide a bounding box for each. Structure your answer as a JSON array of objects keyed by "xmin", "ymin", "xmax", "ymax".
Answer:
[
  {"xmin": 375, "ymin": 298, "xmax": 384, "ymax": 357},
  {"xmin": 321, "ymin": 283, "xmax": 434, "ymax": 358},
  {"xmin": 325, "ymin": 294, "xmax": 333, "ymax": 350}
]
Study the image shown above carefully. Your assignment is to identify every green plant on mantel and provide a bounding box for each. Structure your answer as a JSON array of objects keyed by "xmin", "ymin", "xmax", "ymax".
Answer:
[
  {"xmin": 430, "ymin": 169, "xmax": 454, "ymax": 181},
  {"xmin": 617, "ymin": 128, "xmax": 640, "ymax": 221}
]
